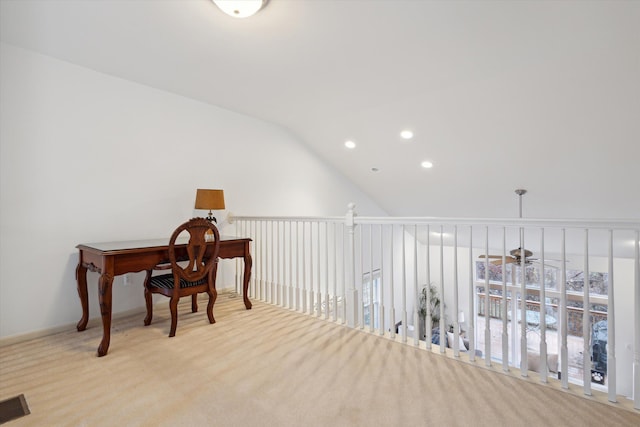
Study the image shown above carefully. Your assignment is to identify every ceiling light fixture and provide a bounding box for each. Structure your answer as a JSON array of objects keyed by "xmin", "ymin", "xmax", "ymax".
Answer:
[
  {"xmin": 345, "ymin": 140, "xmax": 356, "ymax": 149},
  {"xmin": 212, "ymin": 0, "xmax": 268, "ymax": 18},
  {"xmin": 421, "ymin": 160, "xmax": 433, "ymax": 169},
  {"xmin": 400, "ymin": 130, "xmax": 414, "ymax": 140}
]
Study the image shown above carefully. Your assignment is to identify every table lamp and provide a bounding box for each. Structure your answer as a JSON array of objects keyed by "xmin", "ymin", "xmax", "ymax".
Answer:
[{"xmin": 194, "ymin": 189, "xmax": 225, "ymax": 223}]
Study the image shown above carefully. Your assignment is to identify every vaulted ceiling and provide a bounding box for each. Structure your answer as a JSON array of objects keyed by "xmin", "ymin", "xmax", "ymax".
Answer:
[{"xmin": 1, "ymin": 0, "xmax": 639, "ymax": 219}]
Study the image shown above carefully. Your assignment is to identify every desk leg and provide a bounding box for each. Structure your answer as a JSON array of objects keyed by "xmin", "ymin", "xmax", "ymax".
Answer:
[
  {"xmin": 243, "ymin": 252, "xmax": 252, "ymax": 310},
  {"xmin": 97, "ymin": 273, "xmax": 114, "ymax": 357},
  {"xmin": 76, "ymin": 263, "xmax": 89, "ymax": 331}
]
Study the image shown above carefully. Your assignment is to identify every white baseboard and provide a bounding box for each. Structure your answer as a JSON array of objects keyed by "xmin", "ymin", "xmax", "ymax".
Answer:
[{"xmin": 0, "ymin": 287, "xmax": 238, "ymax": 347}]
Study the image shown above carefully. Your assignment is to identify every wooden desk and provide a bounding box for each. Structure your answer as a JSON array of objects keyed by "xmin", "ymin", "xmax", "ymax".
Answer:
[{"xmin": 75, "ymin": 236, "xmax": 252, "ymax": 356}]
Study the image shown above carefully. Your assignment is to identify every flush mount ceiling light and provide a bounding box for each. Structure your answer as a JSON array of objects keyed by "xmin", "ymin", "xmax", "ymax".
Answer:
[
  {"xmin": 400, "ymin": 130, "xmax": 414, "ymax": 140},
  {"xmin": 212, "ymin": 0, "xmax": 268, "ymax": 18},
  {"xmin": 421, "ymin": 160, "xmax": 433, "ymax": 169},
  {"xmin": 344, "ymin": 140, "xmax": 356, "ymax": 149}
]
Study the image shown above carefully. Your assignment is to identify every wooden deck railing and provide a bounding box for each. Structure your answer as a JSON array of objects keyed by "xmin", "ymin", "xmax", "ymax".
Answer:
[{"xmin": 476, "ymin": 292, "xmax": 607, "ymax": 336}]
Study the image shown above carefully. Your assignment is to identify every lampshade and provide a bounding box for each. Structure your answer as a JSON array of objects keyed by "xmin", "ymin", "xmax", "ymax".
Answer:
[
  {"xmin": 212, "ymin": 0, "xmax": 268, "ymax": 18},
  {"xmin": 195, "ymin": 189, "xmax": 225, "ymax": 211}
]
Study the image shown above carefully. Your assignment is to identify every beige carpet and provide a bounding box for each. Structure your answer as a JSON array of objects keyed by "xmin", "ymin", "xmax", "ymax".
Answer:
[{"xmin": 1, "ymin": 293, "xmax": 639, "ymax": 427}]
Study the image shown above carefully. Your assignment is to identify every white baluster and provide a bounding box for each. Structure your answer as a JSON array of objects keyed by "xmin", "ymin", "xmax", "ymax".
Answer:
[
  {"xmin": 607, "ymin": 229, "xmax": 617, "ymax": 402},
  {"xmin": 633, "ymin": 229, "xmax": 640, "ymax": 409},
  {"xmin": 345, "ymin": 203, "xmax": 357, "ymax": 328},
  {"xmin": 414, "ymin": 224, "xmax": 419, "ymax": 346},
  {"xmin": 520, "ymin": 227, "xmax": 527, "ymax": 376},
  {"xmin": 333, "ymin": 226, "xmax": 338, "ymax": 322},
  {"xmin": 426, "ymin": 224, "xmax": 432, "ymax": 350},
  {"xmin": 402, "ymin": 225, "xmax": 407, "ymax": 343},
  {"xmin": 539, "ymin": 228, "xmax": 548, "ymax": 382},
  {"xmin": 270, "ymin": 220, "xmax": 275, "ymax": 304},
  {"xmin": 502, "ymin": 226, "xmax": 509, "ymax": 372},
  {"xmin": 440, "ymin": 225, "xmax": 446, "ymax": 355},
  {"xmin": 390, "ymin": 226, "xmax": 396, "ymax": 339},
  {"xmin": 560, "ymin": 228, "xmax": 569, "ymax": 389},
  {"xmin": 583, "ymin": 229, "xmax": 592, "ymax": 395},
  {"xmin": 309, "ymin": 222, "xmax": 315, "ymax": 316},
  {"xmin": 287, "ymin": 221, "xmax": 295, "ymax": 309},
  {"xmin": 468, "ymin": 225, "xmax": 474, "ymax": 361},
  {"xmin": 485, "ymin": 226, "xmax": 491, "ymax": 365},
  {"xmin": 453, "ymin": 226, "xmax": 460, "ymax": 357},
  {"xmin": 379, "ymin": 224, "xmax": 385, "ymax": 336},
  {"xmin": 371, "ymin": 224, "xmax": 376, "ymax": 333},
  {"xmin": 302, "ymin": 221, "xmax": 307, "ymax": 313}
]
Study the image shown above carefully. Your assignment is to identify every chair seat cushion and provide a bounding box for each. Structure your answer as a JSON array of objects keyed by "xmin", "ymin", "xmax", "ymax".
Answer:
[{"xmin": 148, "ymin": 273, "xmax": 207, "ymax": 290}]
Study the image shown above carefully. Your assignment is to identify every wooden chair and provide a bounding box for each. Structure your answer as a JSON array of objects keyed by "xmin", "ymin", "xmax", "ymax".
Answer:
[{"xmin": 143, "ymin": 217, "xmax": 220, "ymax": 337}]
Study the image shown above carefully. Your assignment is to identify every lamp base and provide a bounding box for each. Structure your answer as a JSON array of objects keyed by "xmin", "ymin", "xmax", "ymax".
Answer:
[{"xmin": 206, "ymin": 211, "xmax": 217, "ymax": 223}]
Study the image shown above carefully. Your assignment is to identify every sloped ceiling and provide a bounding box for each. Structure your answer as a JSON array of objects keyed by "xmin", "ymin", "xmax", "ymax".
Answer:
[{"xmin": 1, "ymin": 0, "xmax": 639, "ymax": 219}]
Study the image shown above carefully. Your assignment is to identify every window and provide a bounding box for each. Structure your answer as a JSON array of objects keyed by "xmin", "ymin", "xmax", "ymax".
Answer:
[
  {"xmin": 363, "ymin": 270, "xmax": 380, "ymax": 329},
  {"xmin": 474, "ymin": 261, "xmax": 609, "ymax": 387}
]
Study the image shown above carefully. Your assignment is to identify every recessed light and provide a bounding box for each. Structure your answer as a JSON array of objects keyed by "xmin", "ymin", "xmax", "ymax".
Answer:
[
  {"xmin": 400, "ymin": 130, "xmax": 413, "ymax": 140},
  {"xmin": 345, "ymin": 140, "xmax": 356, "ymax": 149},
  {"xmin": 421, "ymin": 161, "xmax": 433, "ymax": 169}
]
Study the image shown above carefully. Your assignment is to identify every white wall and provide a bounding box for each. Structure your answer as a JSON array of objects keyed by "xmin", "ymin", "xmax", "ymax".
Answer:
[{"xmin": 0, "ymin": 43, "xmax": 386, "ymax": 339}]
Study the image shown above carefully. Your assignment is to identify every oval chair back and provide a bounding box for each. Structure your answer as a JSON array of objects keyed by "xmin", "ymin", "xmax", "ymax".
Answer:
[{"xmin": 144, "ymin": 217, "xmax": 221, "ymax": 337}]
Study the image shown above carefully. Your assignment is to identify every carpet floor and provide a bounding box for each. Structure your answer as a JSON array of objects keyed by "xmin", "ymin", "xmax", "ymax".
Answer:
[{"xmin": 1, "ymin": 293, "xmax": 639, "ymax": 426}]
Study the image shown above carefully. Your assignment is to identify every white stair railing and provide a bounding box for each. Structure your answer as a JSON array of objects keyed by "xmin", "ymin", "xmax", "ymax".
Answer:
[{"xmin": 231, "ymin": 205, "xmax": 640, "ymax": 409}]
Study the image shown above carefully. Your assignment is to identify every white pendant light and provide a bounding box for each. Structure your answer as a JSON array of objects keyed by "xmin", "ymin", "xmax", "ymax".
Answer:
[{"xmin": 212, "ymin": 0, "xmax": 268, "ymax": 19}]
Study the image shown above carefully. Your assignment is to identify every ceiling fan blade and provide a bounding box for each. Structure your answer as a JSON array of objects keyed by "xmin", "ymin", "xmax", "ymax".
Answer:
[
  {"xmin": 490, "ymin": 256, "xmax": 516, "ymax": 265},
  {"xmin": 479, "ymin": 254, "xmax": 503, "ymax": 259},
  {"xmin": 530, "ymin": 260, "xmax": 562, "ymax": 269}
]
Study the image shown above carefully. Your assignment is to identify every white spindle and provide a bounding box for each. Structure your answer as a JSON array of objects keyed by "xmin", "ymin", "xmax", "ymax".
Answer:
[
  {"xmin": 316, "ymin": 222, "xmax": 322, "ymax": 317},
  {"xmin": 302, "ymin": 222, "xmax": 307, "ymax": 313},
  {"xmin": 426, "ymin": 225, "xmax": 432, "ymax": 350},
  {"xmin": 260, "ymin": 220, "xmax": 265, "ymax": 301},
  {"xmin": 440, "ymin": 225, "xmax": 446, "ymax": 355},
  {"xmin": 252, "ymin": 221, "xmax": 257, "ymax": 297},
  {"xmin": 607, "ymin": 229, "xmax": 616, "ymax": 402},
  {"xmin": 414, "ymin": 224, "xmax": 419, "ymax": 346},
  {"xmin": 402, "ymin": 225, "xmax": 407, "ymax": 343},
  {"xmin": 583, "ymin": 229, "xmax": 592, "ymax": 395},
  {"xmin": 287, "ymin": 221, "xmax": 295, "ymax": 309},
  {"xmin": 560, "ymin": 228, "xmax": 569, "ymax": 389},
  {"xmin": 296, "ymin": 222, "xmax": 301, "ymax": 311},
  {"xmin": 634, "ymin": 229, "xmax": 640, "ymax": 410},
  {"xmin": 269, "ymin": 221, "xmax": 277, "ymax": 304},
  {"xmin": 468, "ymin": 225, "xmax": 474, "ymax": 361},
  {"xmin": 371, "ymin": 224, "xmax": 375, "ymax": 333},
  {"xmin": 333, "ymin": 222, "xmax": 338, "ymax": 322},
  {"xmin": 485, "ymin": 226, "xmax": 491, "ymax": 365},
  {"xmin": 502, "ymin": 227, "xmax": 508, "ymax": 372},
  {"xmin": 277, "ymin": 221, "xmax": 282, "ymax": 307},
  {"xmin": 345, "ymin": 205, "xmax": 358, "ymax": 328},
  {"xmin": 234, "ymin": 220, "xmax": 240, "ymax": 294},
  {"xmin": 539, "ymin": 228, "xmax": 548, "ymax": 382},
  {"xmin": 379, "ymin": 224, "xmax": 385, "ymax": 336},
  {"xmin": 341, "ymin": 224, "xmax": 347, "ymax": 324},
  {"xmin": 325, "ymin": 221, "xmax": 330, "ymax": 320},
  {"xmin": 453, "ymin": 226, "xmax": 459, "ymax": 356},
  {"xmin": 390, "ymin": 226, "xmax": 396, "ymax": 339},
  {"xmin": 520, "ymin": 227, "xmax": 527, "ymax": 376}
]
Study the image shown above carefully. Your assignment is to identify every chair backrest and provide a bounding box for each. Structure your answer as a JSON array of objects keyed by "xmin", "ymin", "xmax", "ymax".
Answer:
[{"xmin": 168, "ymin": 217, "xmax": 220, "ymax": 284}]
